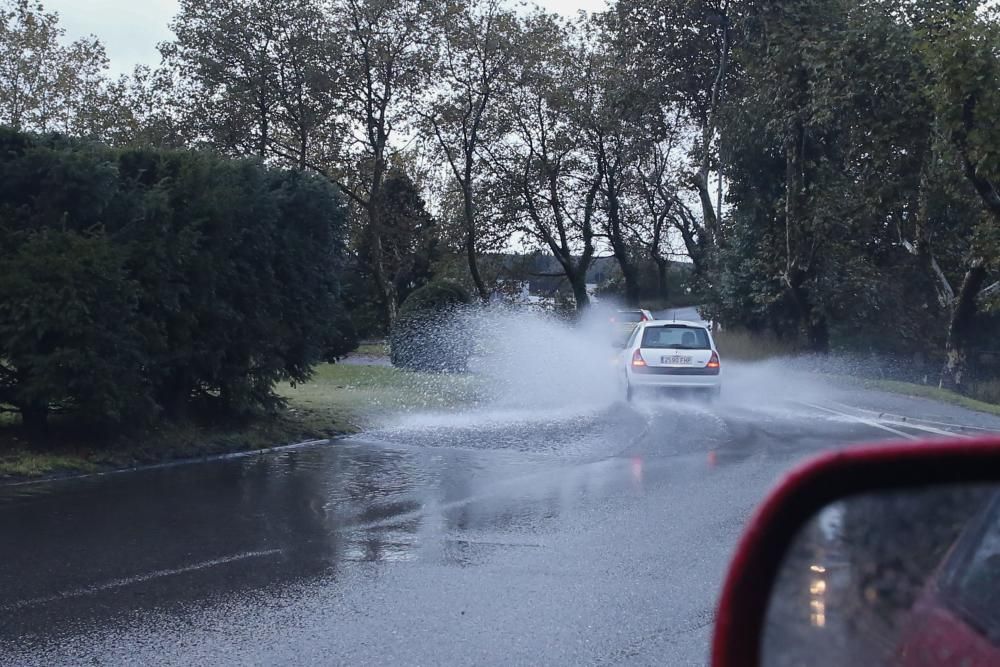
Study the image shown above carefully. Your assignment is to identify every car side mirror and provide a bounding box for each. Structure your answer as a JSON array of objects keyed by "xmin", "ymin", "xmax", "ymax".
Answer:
[{"xmin": 712, "ymin": 438, "xmax": 1000, "ymax": 667}]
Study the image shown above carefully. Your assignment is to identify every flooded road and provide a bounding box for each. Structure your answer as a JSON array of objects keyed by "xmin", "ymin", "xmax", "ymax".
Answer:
[{"xmin": 2, "ymin": 378, "xmax": 998, "ymax": 666}]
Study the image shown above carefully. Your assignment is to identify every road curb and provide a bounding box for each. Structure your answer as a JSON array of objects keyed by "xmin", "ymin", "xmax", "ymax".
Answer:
[
  {"xmin": 0, "ymin": 437, "xmax": 336, "ymax": 488},
  {"xmin": 796, "ymin": 400, "xmax": 989, "ymax": 439}
]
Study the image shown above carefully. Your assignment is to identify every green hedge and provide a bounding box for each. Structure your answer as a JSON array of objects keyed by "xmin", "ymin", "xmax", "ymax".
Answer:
[{"xmin": 0, "ymin": 128, "xmax": 352, "ymax": 433}]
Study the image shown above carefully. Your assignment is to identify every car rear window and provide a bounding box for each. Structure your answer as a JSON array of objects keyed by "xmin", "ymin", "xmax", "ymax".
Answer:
[
  {"xmin": 617, "ymin": 312, "xmax": 644, "ymax": 323},
  {"xmin": 641, "ymin": 325, "xmax": 710, "ymax": 350}
]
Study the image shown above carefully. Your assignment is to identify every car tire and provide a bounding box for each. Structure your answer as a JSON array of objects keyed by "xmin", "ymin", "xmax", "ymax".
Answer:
[{"xmin": 625, "ymin": 378, "xmax": 635, "ymax": 403}]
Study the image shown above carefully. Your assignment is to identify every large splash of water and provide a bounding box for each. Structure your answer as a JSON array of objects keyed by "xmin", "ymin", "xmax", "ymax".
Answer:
[
  {"xmin": 466, "ymin": 305, "xmax": 623, "ymax": 411},
  {"xmin": 374, "ymin": 302, "xmax": 853, "ymax": 438}
]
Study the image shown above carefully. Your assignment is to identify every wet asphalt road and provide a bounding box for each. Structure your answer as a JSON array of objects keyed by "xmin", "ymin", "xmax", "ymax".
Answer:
[{"xmin": 2, "ymin": 373, "xmax": 1000, "ymax": 666}]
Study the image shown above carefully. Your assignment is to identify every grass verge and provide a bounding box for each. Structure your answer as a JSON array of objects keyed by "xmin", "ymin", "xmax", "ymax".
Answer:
[
  {"xmin": 1, "ymin": 362, "xmax": 478, "ymax": 482},
  {"xmin": 276, "ymin": 363, "xmax": 479, "ymax": 432}
]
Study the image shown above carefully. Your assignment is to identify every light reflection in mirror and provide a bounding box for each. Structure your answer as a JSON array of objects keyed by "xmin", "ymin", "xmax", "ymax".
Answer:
[{"xmin": 761, "ymin": 484, "xmax": 1000, "ymax": 667}]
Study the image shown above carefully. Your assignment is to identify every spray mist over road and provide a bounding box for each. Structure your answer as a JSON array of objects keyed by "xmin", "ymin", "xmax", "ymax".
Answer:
[{"xmin": 373, "ymin": 303, "xmax": 845, "ymax": 447}]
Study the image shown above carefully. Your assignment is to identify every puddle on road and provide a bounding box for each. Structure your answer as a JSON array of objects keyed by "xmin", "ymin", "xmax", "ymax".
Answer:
[{"xmin": 0, "ymin": 414, "xmax": 668, "ymax": 614}]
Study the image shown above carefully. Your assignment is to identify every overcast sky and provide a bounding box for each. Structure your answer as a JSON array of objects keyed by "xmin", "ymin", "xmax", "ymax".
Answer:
[{"xmin": 43, "ymin": 0, "xmax": 608, "ymax": 76}]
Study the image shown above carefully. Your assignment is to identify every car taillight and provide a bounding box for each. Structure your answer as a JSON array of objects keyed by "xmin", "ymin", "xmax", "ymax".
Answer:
[
  {"xmin": 707, "ymin": 351, "xmax": 720, "ymax": 369},
  {"xmin": 610, "ymin": 316, "xmax": 616, "ymax": 323},
  {"xmin": 631, "ymin": 349, "xmax": 646, "ymax": 367},
  {"xmin": 640, "ymin": 314, "xmax": 649, "ymax": 321}
]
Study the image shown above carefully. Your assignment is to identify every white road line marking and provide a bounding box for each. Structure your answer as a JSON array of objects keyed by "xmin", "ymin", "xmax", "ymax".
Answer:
[
  {"xmin": 798, "ymin": 401, "xmax": 920, "ymax": 440},
  {"xmin": 827, "ymin": 400, "xmax": 982, "ymax": 437},
  {"xmin": 860, "ymin": 419, "xmax": 972, "ymax": 438},
  {"xmin": 1, "ymin": 548, "xmax": 284, "ymax": 612},
  {"xmin": 880, "ymin": 420, "xmax": 970, "ymax": 438}
]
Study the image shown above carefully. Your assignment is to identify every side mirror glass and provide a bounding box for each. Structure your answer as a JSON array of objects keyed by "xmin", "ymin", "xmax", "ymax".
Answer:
[
  {"xmin": 712, "ymin": 440, "xmax": 1000, "ymax": 667},
  {"xmin": 764, "ymin": 485, "xmax": 999, "ymax": 666}
]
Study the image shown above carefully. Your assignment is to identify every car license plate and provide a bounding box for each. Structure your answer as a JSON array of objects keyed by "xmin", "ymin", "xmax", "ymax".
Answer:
[{"xmin": 662, "ymin": 355, "xmax": 692, "ymax": 364}]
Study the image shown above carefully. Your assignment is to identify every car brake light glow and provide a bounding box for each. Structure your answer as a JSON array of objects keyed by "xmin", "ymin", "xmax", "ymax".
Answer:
[
  {"xmin": 707, "ymin": 351, "xmax": 720, "ymax": 369},
  {"xmin": 631, "ymin": 349, "xmax": 646, "ymax": 367}
]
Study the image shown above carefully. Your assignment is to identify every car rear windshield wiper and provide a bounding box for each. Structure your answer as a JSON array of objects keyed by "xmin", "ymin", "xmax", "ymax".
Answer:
[{"xmin": 657, "ymin": 344, "xmax": 703, "ymax": 349}]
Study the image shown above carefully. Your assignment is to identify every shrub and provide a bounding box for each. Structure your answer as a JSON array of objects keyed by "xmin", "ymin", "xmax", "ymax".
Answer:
[
  {"xmin": 0, "ymin": 229, "xmax": 151, "ymax": 432},
  {"xmin": 0, "ymin": 129, "xmax": 352, "ymax": 432},
  {"xmin": 969, "ymin": 380, "xmax": 1000, "ymax": 406},
  {"xmin": 390, "ymin": 281, "xmax": 471, "ymax": 371},
  {"xmin": 713, "ymin": 328, "xmax": 802, "ymax": 361}
]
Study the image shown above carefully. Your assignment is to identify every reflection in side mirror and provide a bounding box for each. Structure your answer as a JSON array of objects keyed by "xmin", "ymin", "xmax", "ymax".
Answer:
[
  {"xmin": 763, "ymin": 485, "xmax": 1000, "ymax": 667},
  {"xmin": 711, "ymin": 440, "xmax": 1000, "ymax": 667}
]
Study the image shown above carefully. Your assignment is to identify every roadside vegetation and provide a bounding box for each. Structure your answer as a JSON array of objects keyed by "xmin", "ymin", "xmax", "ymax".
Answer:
[
  {"xmin": 713, "ymin": 330, "xmax": 802, "ymax": 363},
  {"xmin": 1, "ymin": 0, "xmax": 999, "ymax": 474},
  {"xmin": 279, "ymin": 362, "xmax": 479, "ymax": 430},
  {"xmin": 1, "ymin": 357, "xmax": 477, "ymax": 480}
]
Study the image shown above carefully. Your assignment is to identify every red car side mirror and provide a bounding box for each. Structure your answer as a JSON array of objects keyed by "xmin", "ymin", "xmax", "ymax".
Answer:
[{"xmin": 712, "ymin": 438, "xmax": 1000, "ymax": 667}]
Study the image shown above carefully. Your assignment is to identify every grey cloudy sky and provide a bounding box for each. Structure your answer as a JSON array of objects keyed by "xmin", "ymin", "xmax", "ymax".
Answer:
[
  {"xmin": 44, "ymin": 1, "xmax": 180, "ymax": 75},
  {"xmin": 43, "ymin": 0, "xmax": 607, "ymax": 76}
]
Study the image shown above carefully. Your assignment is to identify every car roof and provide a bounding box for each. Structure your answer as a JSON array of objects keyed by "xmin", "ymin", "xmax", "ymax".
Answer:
[{"xmin": 639, "ymin": 319, "xmax": 708, "ymax": 329}]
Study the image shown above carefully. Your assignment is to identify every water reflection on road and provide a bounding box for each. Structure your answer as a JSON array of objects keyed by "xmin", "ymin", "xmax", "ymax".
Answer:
[
  {"xmin": 4, "ymin": 390, "xmax": 992, "ymax": 665},
  {"xmin": 0, "ymin": 408, "xmax": 658, "ymax": 641}
]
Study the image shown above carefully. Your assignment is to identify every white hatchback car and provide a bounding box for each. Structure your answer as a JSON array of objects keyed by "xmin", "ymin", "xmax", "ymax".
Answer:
[{"xmin": 620, "ymin": 320, "xmax": 722, "ymax": 401}]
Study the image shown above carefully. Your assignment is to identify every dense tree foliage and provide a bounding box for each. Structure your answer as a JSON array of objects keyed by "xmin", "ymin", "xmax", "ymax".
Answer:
[
  {"xmin": 0, "ymin": 129, "xmax": 349, "ymax": 431},
  {"xmin": 0, "ymin": 0, "xmax": 109, "ymax": 135},
  {"xmin": 345, "ymin": 165, "xmax": 441, "ymax": 337},
  {"xmin": 618, "ymin": 0, "xmax": 998, "ymax": 390}
]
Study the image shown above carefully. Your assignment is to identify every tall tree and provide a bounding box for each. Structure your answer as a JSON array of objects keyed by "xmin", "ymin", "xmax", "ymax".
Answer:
[
  {"xmin": 164, "ymin": 0, "xmax": 278, "ymax": 157},
  {"xmin": 164, "ymin": 0, "xmax": 433, "ymax": 326},
  {"xmin": 628, "ymin": 132, "xmax": 686, "ymax": 302},
  {"xmin": 611, "ymin": 0, "xmax": 739, "ymax": 279},
  {"xmin": 577, "ymin": 14, "xmax": 687, "ymax": 307},
  {"xmin": 496, "ymin": 11, "xmax": 602, "ymax": 310},
  {"xmin": 162, "ymin": 0, "xmax": 340, "ymax": 164},
  {"xmin": 422, "ymin": 0, "xmax": 520, "ymax": 302},
  {"xmin": 575, "ymin": 23, "xmax": 642, "ymax": 306},
  {"xmin": 0, "ymin": 0, "xmax": 110, "ymax": 136},
  {"xmin": 327, "ymin": 0, "xmax": 436, "ymax": 325},
  {"xmin": 714, "ymin": 0, "xmax": 851, "ymax": 351},
  {"xmin": 919, "ymin": 1, "xmax": 1000, "ymax": 389}
]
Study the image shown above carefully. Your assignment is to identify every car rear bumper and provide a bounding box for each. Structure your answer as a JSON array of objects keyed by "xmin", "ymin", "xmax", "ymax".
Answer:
[{"xmin": 628, "ymin": 371, "xmax": 721, "ymax": 389}]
